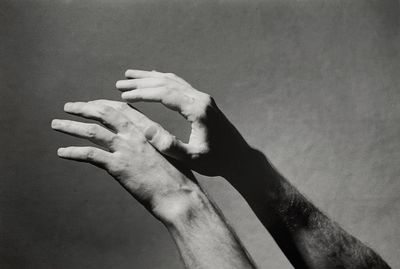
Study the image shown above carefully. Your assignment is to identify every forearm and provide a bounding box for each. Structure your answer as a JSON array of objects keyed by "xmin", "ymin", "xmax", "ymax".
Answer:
[
  {"xmin": 52, "ymin": 99, "xmax": 256, "ymax": 269},
  {"xmin": 110, "ymin": 69, "xmax": 391, "ymax": 267},
  {"xmin": 156, "ymin": 182, "xmax": 257, "ymax": 269},
  {"xmin": 227, "ymin": 148, "xmax": 390, "ymax": 269}
]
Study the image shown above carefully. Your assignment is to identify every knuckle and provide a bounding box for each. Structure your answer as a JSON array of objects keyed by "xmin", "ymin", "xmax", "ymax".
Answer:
[
  {"xmin": 165, "ymin": 72, "xmax": 176, "ymax": 78},
  {"xmin": 117, "ymin": 102, "xmax": 130, "ymax": 111},
  {"xmin": 108, "ymin": 154, "xmax": 128, "ymax": 173},
  {"xmin": 144, "ymin": 124, "xmax": 160, "ymax": 141},
  {"xmin": 110, "ymin": 135, "xmax": 122, "ymax": 145},
  {"xmin": 136, "ymin": 134, "xmax": 147, "ymax": 145},
  {"xmin": 98, "ymin": 105, "xmax": 115, "ymax": 116},
  {"xmin": 103, "ymin": 106, "xmax": 115, "ymax": 114},
  {"xmin": 85, "ymin": 149, "xmax": 96, "ymax": 160},
  {"xmin": 107, "ymin": 160, "xmax": 121, "ymax": 173},
  {"xmin": 107, "ymin": 162, "xmax": 121, "ymax": 174},
  {"xmin": 86, "ymin": 125, "xmax": 98, "ymax": 138},
  {"xmin": 163, "ymin": 136, "xmax": 175, "ymax": 152},
  {"xmin": 120, "ymin": 120, "xmax": 132, "ymax": 130},
  {"xmin": 201, "ymin": 93, "xmax": 213, "ymax": 106},
  {"xmin": 157, "ymin": 134, "xmax": 175, "ymax": 152}
]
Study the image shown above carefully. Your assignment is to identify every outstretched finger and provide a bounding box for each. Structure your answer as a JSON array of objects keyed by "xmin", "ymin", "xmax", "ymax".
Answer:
[
  {"xmin": 63, "ymin": 102, "xmax": 134, "ymax": 133},
  {"xmin": 115, "ymin": 78, "xmax": 165, "ymax": 91},
  {"xmin": 51, "ymin": 119, "xmax": 116, "ymax": 149},
  {"xmin": 121, "ymin": 88, "xmax": 194, "ymax": 117},
  {"xmin": 124, "ymin": 69, "xmax": 191, "ymax": 87},
  {"xmin": 57, "ymin": 146, "xmax": 114, "ymax": 169},
  {"xmin": 125, "ymin": 69, "xmax": 166, "ymax": 79}
]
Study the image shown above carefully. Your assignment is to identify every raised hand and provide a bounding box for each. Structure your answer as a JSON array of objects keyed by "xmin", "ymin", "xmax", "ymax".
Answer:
[
  {"xmin": 116, "ymin": 71, "xmax": 391, "ymax": 269},
  {"xmin": 51, "ymin": 100, "xmax": 201, "ymax": 222},
  {"xmin": 51, "ymin": 99, "xmax": 258, "ymax": 269},
  {"xmin": 116, "ymin": 70, "xmax": 254, "ymax": 177}
]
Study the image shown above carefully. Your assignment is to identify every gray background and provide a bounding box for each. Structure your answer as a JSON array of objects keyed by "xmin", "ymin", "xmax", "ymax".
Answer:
[{"xmin": 1, "ymin": 0, "xmax": 399, "ymax": 268}]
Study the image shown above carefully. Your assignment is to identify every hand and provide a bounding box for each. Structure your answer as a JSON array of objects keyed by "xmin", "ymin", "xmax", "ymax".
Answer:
[
  {"xmin": 116, "ymin": 70, "xmax": 255, "ymax": 177},
  {"xmin": 51, "ymin": 100, "xmax": 201, "ymax": 222}
]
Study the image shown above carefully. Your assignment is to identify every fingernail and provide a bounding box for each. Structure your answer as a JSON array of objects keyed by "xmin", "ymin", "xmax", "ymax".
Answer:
[
  {"xmin": 121, "ymin": 92, "xmax": 129, "ymax": 99},
  {"xmin": 57, "ymin": 148, "xmax": 65, "ymax": 156},
  {"xmin": 51, "ymin": 119, "xmax": 59, "ymax": 128},
  {"xmin": 64, "ymin": 102, "xmax": 72, "ymax": 111}
]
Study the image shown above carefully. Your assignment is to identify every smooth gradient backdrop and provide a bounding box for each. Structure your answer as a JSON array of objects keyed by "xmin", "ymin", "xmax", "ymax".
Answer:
[{"xmin": 1, "ymin": 0, "xmax": 399, "ymax": 268}]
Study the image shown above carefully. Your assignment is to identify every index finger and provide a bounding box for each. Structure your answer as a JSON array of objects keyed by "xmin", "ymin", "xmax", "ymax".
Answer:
[{"xmin": 64, "ymin": 101, "xmax": 135, "ymax": 133}]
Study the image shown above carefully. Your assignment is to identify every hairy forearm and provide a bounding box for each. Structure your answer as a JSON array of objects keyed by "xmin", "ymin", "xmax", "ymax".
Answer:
[
  {"xmin": 157, "ymin": 183, "xmax": 257, "ymax": 269},
  {"xmin": 227, "ymin": 149, "xmax": 390, "ymax": 269}
]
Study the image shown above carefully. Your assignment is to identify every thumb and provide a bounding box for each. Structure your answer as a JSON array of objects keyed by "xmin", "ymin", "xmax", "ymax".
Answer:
[{"xmin": 144, "ymin": 124, "xmax": 193, "ymax": 161}]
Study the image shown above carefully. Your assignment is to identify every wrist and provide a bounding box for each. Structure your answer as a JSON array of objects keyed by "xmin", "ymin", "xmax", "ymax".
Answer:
[
  {"xmin": 224, "ymin": 146, "xmax": 267, "ymax": 184},
  {"xmin": 150, "ymin": 181, "xmax": 213, "ymax": 226},
  {"xmin": 224, "ymin": 148, "xmax": 284, "ymax": 206},
  {"xmin": 221, "ymin": 145, "xmax": 259, "ymax": 178}
]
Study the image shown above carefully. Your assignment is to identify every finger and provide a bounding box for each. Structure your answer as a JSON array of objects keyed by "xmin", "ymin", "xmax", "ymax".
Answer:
[
  {"xmin": 125, "ymin": 69, "xmax": 166, "ymax": 79},
  {"xmin": 63, "ymin": 102, "xmax": 134, "ymax": 133},
  {"xmin": 92, "ymin": 100, "xmax": 194, "ymax": 161},
  {"xmin": 57, "ymin": 146, "xmax": 113, "ymax": 169},
  {"xmin": 125, "ymin": 69, "xmax": 191, "ymax": 87},
  {"xmin": 115, "ymin": 78, "xmax": 165, "ymax": 91},
  {"xmin": 143, "ymin": 124, "xmax": 195, "ymax": 160},
  {"xmin": 51, "ymin": 119, "xmax": 116, "ymax": 149},
  {"xmin": 121, "ymin": 88, "xmax": 194, "ymax": 116},
  {"xmin": 91, "ymin": 100, "xmax": 154, "ymax": 131}
]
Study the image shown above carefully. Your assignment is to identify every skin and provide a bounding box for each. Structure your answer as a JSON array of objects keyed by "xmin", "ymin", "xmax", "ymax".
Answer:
[
  {"xmin": 115, "ymin": 69, "xmax": 391, "ymax": 269},
  {"xmin": 51, "ymin": 100, "xmax": 257, "ymax": 269}
]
